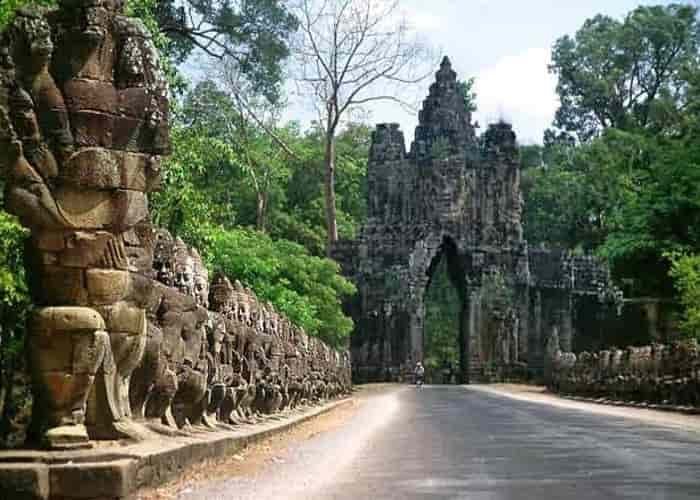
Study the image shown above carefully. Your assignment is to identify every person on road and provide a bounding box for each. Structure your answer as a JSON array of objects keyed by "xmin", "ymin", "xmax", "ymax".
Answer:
[{"xmin": 414, "ymin": 361, "xmax": 425, "ymax": 387}]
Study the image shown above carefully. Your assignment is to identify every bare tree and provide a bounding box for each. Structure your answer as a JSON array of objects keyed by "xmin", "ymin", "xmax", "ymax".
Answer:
[
  {"xmin": 215, "ymin": 60, "xmax": 295, "ymax": 232},
  {"xmin": 292, "ymin": 0, "xmax": 432, "ymax": 251}
]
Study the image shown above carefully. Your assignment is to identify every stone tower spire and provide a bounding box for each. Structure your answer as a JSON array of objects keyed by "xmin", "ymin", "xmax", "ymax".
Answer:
[{"xmin": 411, "ymin": 55, "xmax": 476, "ymax": 160}]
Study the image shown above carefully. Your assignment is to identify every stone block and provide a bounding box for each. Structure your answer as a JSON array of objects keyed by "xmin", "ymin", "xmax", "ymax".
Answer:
[
  {"xmin": 49, "ymin": 459, "xmax": 136, "ymax": 499},
  {"xmin": 53, "ymin": 188, "xmax": 148, "ymax": 231},
  {"xmin": 38, "ymin": 266, "xmax": 88, "ymax": 305},
  {"xmin": 60, "ymin": 148, "xmax": 121, "ymax": 190},
  {"xmin": 126, "ymin": 272, "xmax": 156, "ymax": 309},
  {"xmin": 71, "ymin": 110, "xmax": 116, "ymax": 149},
  {"xmin": 110, "ymin": 330, "xmax": 147, "ymax": 371},
  {"xmin": 114, "ymin": 190, "xmax": 149, "ymax": 230},
  {"xmin": 112, "ymin": 115, "xmax": 145, "ymax": 151},
  {"xmin": 121, "ymin": 152, "xmax": 150, "ymax": 192},
  {"xmin": 58, "ymin": 231, "xmax": 119, "ymax": 269},
  {"xmin": 0, "ymin": 463, "xmax": 50, "ymax": 500},
  {"xmin": 72, "ymin": 330, "xmax": 108, "ymax": 375},
  {"xmin": 63, "ymin": 79, "xmax": 118, "ymax": 115},
  {"xmin": 30, "ymin": 331, "xmax": 72, "ymax": 373},
  {"xmin": 32, "ymin": 307, "xmax": 106, "ymax": 332},
  {"xmin": 40, "ymin": 372, "xmax": 94, "ymax": 420},
  {"xmin": 96, "ymin": 302, "xmax": 146, "ymax": 335},
  {"xmin": 60, "ymin": 148, "xmax": 155, "ymax": 192},
  {"xmin": 117, "ymin": 87, "xmax": 149, "ymax": 118},
  {"xmin": 40, "ymin": 252, "xmax": 58, "ymax": 266},
  {"xmin": 86, "ymin": 269, "xmax": 130, "ymax": 304},
  {"xmin": 33, "ymin": 231, "xmax": 67, "ymax": 252}
]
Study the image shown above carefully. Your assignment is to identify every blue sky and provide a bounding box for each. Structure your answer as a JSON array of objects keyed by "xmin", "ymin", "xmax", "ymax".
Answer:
[{"xmin": 283, "ymin": 0, "xmax": 678, "ymax": 144}]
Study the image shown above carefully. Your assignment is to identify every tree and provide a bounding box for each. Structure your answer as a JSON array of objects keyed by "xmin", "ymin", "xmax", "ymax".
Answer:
[
  {"xmin": 152, "ymin": 0, "xmax": 298, "ymax": 100},
  {"xmin": 550, "ymin": 4, "xmax": 699, "ymax": 141},
  {"xmin": 182, "ymin": 78, "xmax": 292, "ymax": 232},
  {"xmin": 273, "ymin": 122, "xmax": 371, "ymax": 255},
  {"xmin": 202, "ymin": 226, "xmax": 356, "ymax": 348},
  {"xmin": 292, "ymin": 0, "xmax": 431, "ymax": 251},
  {"xmin": 668, "ymin": 252, "xmax": 700, "ymax": 339},
  {"xmin": 457, "ymin": 78, "xmax": 477, "ymax": 114}
]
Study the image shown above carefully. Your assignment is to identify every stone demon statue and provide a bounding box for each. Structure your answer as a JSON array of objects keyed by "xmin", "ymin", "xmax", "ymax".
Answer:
[
  {"xmin": 0, "ymin": 0, "xmax": 169, "ymax": 448},
  {"xmin": 0, "ymin": 0, "xmax": 350, "ymax": 452}
]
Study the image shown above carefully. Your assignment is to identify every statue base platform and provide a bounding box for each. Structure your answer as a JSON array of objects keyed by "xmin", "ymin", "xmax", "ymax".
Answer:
[{"xmin": 0, "ymin": 398, "xmax": 351, "ymax": 500}]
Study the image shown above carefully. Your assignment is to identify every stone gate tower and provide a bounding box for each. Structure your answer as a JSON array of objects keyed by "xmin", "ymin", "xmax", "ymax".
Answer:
[{"xmin": 333, "ymin": 57, "xmax": 619, "ymax": 383}]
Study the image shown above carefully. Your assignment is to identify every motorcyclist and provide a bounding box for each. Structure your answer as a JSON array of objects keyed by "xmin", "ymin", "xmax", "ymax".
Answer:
[{"xmin": 414, "ymin": 361, "xmax": 425, "ymax": 387}]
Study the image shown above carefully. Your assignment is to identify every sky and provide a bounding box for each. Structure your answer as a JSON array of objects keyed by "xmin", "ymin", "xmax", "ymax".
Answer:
[{"xmin": 283, "ymin": 0, "xmax": 678, "ymax": 144}]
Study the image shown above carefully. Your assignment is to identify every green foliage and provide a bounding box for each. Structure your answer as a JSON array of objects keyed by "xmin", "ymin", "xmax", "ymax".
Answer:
[
  {"xmin": 0, "ymin": 212, "xmax": 28, "ymax": 311},
  {"xmin": 523, "ymin": 129, "xmax": 641, "ymax": 251},
  {"xmin": 0, "ymin": 0, "xmax": 54, "ymax": 29},
  {"xmin": 152, "ymin": 0, "xmax": 298, "ymax": 101},
  {"xmin": 0, "ymin": 211, "xmax": 30, "ymax": 429},
  {"xmin": 203, "ymin": 226, "xmax": 355, "ymax": 348},
  {"xmin": 457, "ymin": 78, "xmax": 477, "ymax": 114},
  {"xmin": 550, "ymin": 4, "xmax": 699, "ymax": 141},
  {"xmin": 150, "ymin": 83, "xmax": 362, "ymax": 345},
  {"xmin": 268, "ymin": 122, "xmax": 370, "ymax": 253},
  {"xmin": 528, "ymin": 3, "xmax": 700, "ymax": 307},
  {"xmin": 667, "ymin": 252, "xmax": 700, "ymax": 338},
  {"xmin": 599, "ymin": 129, "xmax": 700, "ymax": 296},
  {"xmin": 124, "ymin": 0, "xmax": 186, "ymax": 94},
  {"xmin": 424, "ymin": 258, "xmax": 461, "ymax": 378}
]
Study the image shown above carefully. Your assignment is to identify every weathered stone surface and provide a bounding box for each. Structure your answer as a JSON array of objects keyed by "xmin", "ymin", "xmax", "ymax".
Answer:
[
  {"xmin": 0, "ymin": 0, "xmax": 349, "ymax": 458},
  {"xmin": 549, "ymin": 337, "xmax": 700, "ymax": 407},
  {"xmin": 86, "ymin": 269, "xmax": 131, "ymax": 304},
  {"xmin": 333, "ymin": 57, "xmax": 621, "ymax": 383},
  {"xmin": 0, "ymin": 463, "xmax": 50, "ymax": 500},
  {"xmin": 1, "ymin": 0, "xmax": 171, "ymax": 447},
  {"xmin": 49, "ymin": 459, "xmax": 136, "ymax": 499}
]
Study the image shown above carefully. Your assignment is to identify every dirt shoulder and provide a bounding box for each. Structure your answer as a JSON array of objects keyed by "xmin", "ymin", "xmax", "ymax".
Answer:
[
  {"xmin": 138, "ymin": 387, "xmax": 399, "ymax": 499},
  {"xmin": 467, "ymin": 383, "xmax": 700, "ymax": 433}
]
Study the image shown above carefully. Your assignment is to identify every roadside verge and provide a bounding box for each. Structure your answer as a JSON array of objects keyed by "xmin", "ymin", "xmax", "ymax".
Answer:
[{"xmin": 0, "ymin": 398, "xmax": 352, "ymax": 500}]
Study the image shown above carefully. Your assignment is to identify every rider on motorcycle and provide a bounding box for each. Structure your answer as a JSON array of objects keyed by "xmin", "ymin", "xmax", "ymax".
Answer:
[{"xmin": 414, "ymin": 361, "xmax": 425, "ymax": 387}]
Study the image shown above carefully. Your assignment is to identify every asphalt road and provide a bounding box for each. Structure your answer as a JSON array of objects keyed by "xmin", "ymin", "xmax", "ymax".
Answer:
[{"xmin": 180, "ymin": 385, "xmax": 700, "ymax": 500}]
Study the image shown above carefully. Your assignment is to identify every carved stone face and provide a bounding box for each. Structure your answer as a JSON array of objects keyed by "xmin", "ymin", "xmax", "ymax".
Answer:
[
  {"xmin": 153, "ymin": 229, "xmax": 176, "ymax": 286},
  {"xmin": 191, "ymin": 249, "xmax": 209, "ymax": 309},
  {"xmin": 210, "ymin": 274, "xmax": 233, "ymax": 314},
  {"xmin": 173, "ymin": 238, "xmax": 194, "ymax": 296},
  {"xmin": 8, "ymin": 12, "xmax": 53, "ymax": 76}
]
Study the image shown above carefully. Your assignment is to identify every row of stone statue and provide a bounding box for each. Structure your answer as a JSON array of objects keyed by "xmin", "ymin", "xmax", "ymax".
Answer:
[
  {"xmin": 548, "ymin": 338, "xmax": 700, "ymax": 407},
  {"xmin": 0, "ymin": 0, "xmax": 349, "ymax": 449},
  {"xmin": 130, "ymin": 226, "xmax": 352, "ymax": 432}
]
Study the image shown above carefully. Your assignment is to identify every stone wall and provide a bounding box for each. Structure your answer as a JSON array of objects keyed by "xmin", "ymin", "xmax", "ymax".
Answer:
[
  {"xmin": 548, "ymin": 338, "xmax": 700, "ymax": 407},
  {"xmin": 333, "ymin": 57, "xmax": 622, "ymax": 383},
  {"xmin": 0, "ymin": 1, "xmax": 349, "ymax": 450}
]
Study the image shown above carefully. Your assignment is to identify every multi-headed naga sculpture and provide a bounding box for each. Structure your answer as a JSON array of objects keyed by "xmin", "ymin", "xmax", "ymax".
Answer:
[{"xmin": 0, "ymin": 0, "xmax": 350, "ymax": 450}]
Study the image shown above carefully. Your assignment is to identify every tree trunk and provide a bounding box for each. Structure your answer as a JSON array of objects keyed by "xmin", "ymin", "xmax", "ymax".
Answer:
[
  {"xmin": 324, "ymin": 131, "xmax": 339, "ymax": 253},
  {"xmin": 255, "ymin": 191, "xmax": 267, "ymax": 232}
]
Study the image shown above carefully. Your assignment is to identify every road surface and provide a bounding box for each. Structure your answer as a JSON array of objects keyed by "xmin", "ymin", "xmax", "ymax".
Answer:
[{"xmin": 180, "ymin": 385, "xmax": 700, "ymax": 499}]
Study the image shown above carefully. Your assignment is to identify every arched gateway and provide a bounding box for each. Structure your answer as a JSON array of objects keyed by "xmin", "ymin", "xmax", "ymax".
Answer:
[{"xmin": 332, "ymin": 57, "xmax": 620, "ymax": 383}]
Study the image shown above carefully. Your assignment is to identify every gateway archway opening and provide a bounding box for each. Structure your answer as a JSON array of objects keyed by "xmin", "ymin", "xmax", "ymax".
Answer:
[{"xmin": 422, "ymin": 237, "xmax": 467, "ymax": 384}]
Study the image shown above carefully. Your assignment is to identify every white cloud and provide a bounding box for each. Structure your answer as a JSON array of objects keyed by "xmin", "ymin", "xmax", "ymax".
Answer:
[
  {"xmin": 472, "ymin": 47, "xmax": 559, "ymax": 143},
  {"xmin": 401, "ymin": 5, "xmax": 442, "ymax": 32}
]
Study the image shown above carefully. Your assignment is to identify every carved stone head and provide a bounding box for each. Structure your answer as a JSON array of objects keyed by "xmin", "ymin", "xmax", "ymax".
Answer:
[
  {"xmin": 173, "ymin": 237, "xmax": 194, "ymax": 296},
  {"xmin": 191, "ymin": 247, "xmax": 209, "ymax": 309},
  {"xmin": 153, "ymin": 228, "xmax": 176, "ymax": 286},
  {"xmin": 210, "ymin": 273, "xmax": 233, "ymax": 315},
  {"xmin": 5, "ymin": 9, "xmax": 53, "ymax": 77}
]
